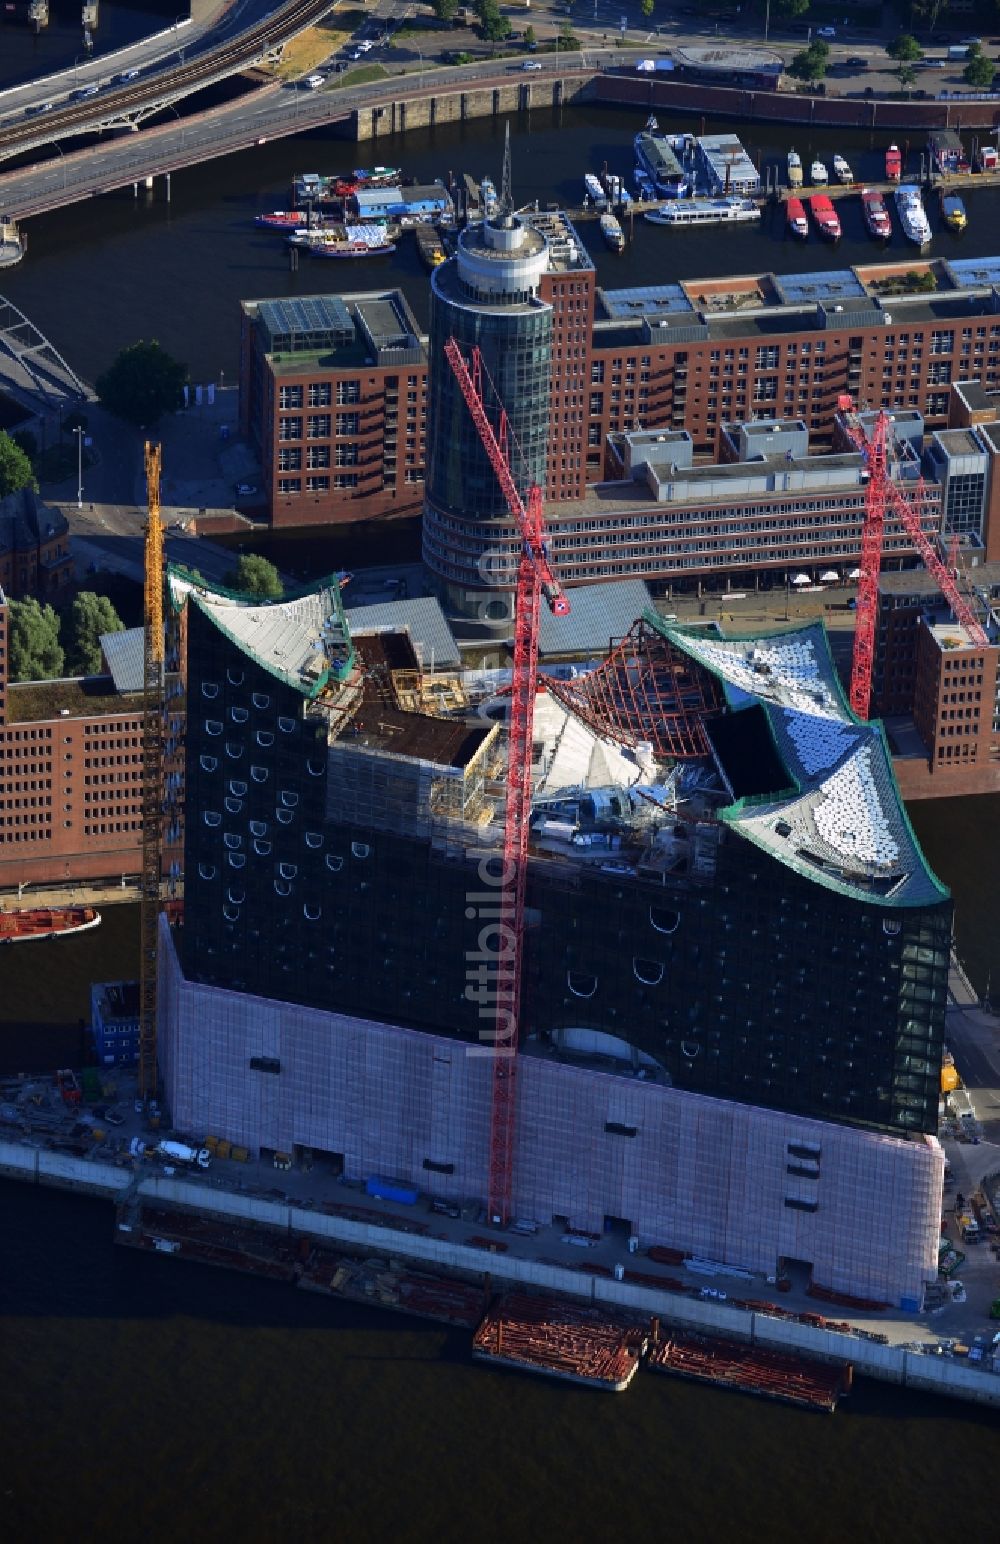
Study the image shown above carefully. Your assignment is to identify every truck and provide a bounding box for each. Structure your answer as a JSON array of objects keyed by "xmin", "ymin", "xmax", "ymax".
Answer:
[
  {"xmin": 130, "ymin": 1136, "xmax": 212, "ymax": 1169},
  {"xmin": 947, "ymin": 44, "xmax": 970, "ymax": 60},
  {"xmin": 56, "ymin": 1068, "xmax": 82, "ymax": 1107}
]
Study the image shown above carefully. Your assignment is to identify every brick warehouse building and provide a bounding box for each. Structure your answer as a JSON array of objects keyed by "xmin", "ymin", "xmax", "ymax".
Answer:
[
  {"xmin": 239, "ymin": 252, "xmax": 1000, "ymax": 536},
  {"xmin": 0, "ymin": 487, "xmax": 72, "ymax": 601},
  {"xmin": 0, "ymin": 598, "xmax": 184, "ymax": 888}
]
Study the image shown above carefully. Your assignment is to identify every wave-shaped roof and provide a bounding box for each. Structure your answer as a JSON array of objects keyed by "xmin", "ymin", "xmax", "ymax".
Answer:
[{"xmin": 652, "ymin": 617, "xmax": 947, "ymax": 909}]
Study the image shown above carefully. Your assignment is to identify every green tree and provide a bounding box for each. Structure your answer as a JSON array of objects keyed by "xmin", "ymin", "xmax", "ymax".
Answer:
[
  {"xmin": 224, "ymin": 553, "xmax": 284, "ymax": 599},
  {"xmin": 432, "ymin": 0, "xmax": 459, "ymax": 20},
  {"xmin": 897, "ymin": 63, "xmax": 917, "ymax": 91},
  {"xmin": 789, "ymin": 41, "xmax": 828, "ymax": 83},
  {"xmin": 0, "ymin": 429, "xmax": 38, "ymax": 498},
  {"xmin": 66, "ymin": 591, "xmax": 125, "ymax": 676},
  {"xmin": 888, "ymin": 34, "xmax": 923, "ymax": 63},
  {"xmin": 557, "ymin": 20, "xmax": 579, "ymax": 49},
  {"xmin": 95, "ymin": 340, "xmax": 187, "ymax": 428},
  {"xmin": 909, "ymin": 0, "xmax": 944, "ymax": 32},
  {"xmin": 771, "ymin": 0, "xmax": 808, "ymax": 17},
  {"xmin": 524, "ymin": 23, "xmax": 535, "ymax": 45},
  {"xmin": 476, "ymin": 0, "xmax": 511, "ymax": 42},
  {"xmin": 965, "ymin": 52, "xmax": 995, "ymax": 88},
  {"xmin": 8, "ymin": 597, "xmax": 63, "ymax": 681},
  {"xmin": 640, "ymin": 0, "xmax": 654, "ymax": 18}
]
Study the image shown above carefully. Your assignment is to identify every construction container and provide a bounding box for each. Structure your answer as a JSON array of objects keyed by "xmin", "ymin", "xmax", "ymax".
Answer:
[
  {"xmin": 204, "ymin": 1135, "xmax": 219, "ymax": 1152},
  {"xmin": 231, "ymin": 1145, "xmax": 250, "ymax": 1163},
  {"xmin": 215, "ymin": 1139, "xmax": 231, "ymax": 1160},
  {"xmin": 273, "ymin": 1151, "xmax": 292, "ymax": 1170},
  {"xmin": 91, "ymin": 1127, "xmax": 106, "ymax": 1144},
  {"xmin": 366, "ymin": 1176, "xmax": 419, "ymax": 1205}
]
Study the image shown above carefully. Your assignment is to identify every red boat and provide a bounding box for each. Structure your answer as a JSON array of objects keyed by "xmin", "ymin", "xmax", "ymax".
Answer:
[
  {"xmin": 809, "ymin": 194, "xmax": 841, "ymax": 241},
  {"xmin": 861, "ymin": 188, "xmax": 892, "ymax": 240},
  {"xmin": 0, "ymin": 905, "xmax": 101, "ymax": 943},
  {"xmin": 786, "ymin": 196, "xmax": 809, "ymax": 239},
  {"xmin": 255, "ymin": 211, "xmax": 332, "ymax": 231},
  {"xmin": 885, "ymin": 144, "xmax": 902, "ymax": 181}
]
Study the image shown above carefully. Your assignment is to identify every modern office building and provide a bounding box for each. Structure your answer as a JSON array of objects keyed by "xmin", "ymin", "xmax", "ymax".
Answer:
[
  {"xmin": 161, "ymin": 572, "xmax": 950, "ymax": 1305},
  {"xmin": 238, "ymin": 291, "xmax": 428, "ymax": 528},
  {"xmin": 91, "ymin": 980, "xmax": 140, "ymax": 1067},
  {"xmin": 0, "ymin": 595, "xmax": 184, "ymax": 888}
]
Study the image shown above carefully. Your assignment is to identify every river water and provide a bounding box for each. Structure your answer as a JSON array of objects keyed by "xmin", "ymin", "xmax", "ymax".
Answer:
[{"xmin": 1, "ymin": 100, "xmax": 1000, "ymax": 1541}]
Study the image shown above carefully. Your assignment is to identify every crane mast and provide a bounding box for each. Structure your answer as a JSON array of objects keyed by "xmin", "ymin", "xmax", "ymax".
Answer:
[
  {"xmin": 138, "ymin": 441, "xmax": 165, "ymax": 1100},
  {"xmin": 837, "ymin": 397, "xmax": 988, "ymax": 719},
  {"xmin": 444, "ymin": 337, "xmax": 568, "ymax": 1226}
]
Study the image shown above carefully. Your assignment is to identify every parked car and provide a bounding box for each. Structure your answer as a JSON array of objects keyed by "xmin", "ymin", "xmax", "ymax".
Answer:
[
  {"xmin": 816, "ymin": 26, "xmax": 836, "ymax": 40},
  {"xmin": 522, "ymin": 60, "xmax": 542, "ymax": 70},
  {"xmin": 846, "ymin": 55, "xmax": 868, "ymax": 68}
]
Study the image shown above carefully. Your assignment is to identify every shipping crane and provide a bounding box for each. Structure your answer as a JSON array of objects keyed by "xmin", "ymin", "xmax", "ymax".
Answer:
[
  {"xmin": 837, "ymin": 395, "xmax": 988, "ymax": 719},
  {"xmin": 138, "ymin": 440, "xmax": 165, "ymax": 1100},
  {"xmin": 444, "ymin": 336, "xmax": 569, "ymax": 1227}
]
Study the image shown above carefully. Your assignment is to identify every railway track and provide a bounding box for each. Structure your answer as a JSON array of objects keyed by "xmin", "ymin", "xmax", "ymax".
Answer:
[{"xmin": 0, "ymin": 0, "xmax": 335, "ymax": 160}]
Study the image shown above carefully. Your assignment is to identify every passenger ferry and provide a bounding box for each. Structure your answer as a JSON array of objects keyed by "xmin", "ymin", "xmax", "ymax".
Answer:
[
  {"xmin": 288, "ymin": 223, "xmax": 396, "ymax": 258},
  {"xmin": 600, "ymin": 212, "xmax": 626, "ymax": 251},
  {"xmin": 940, "ymin": 190, "xmax": 968, "ymax": 232},
  {"xmin": 787, "ymin": 149, "xmax": 803, "ymax": 189},
  {"xmin": 861, "ymin": 188, "xmax": 892, "ymax": 240},
  {"xmin": 785, "ymin": 197, "xmax": 809, "ymax": 240},
  {"xmin": 0, "ymin": 906, "xmax": 101, "ymax": 943},
  {"xmin": 832, "ymin": 154, "xmax": 853, "ymax": 184},
  {"xmin": 810, "ymin": 159, "xmax": 829, "ymax": 187},
  {"xmin": 808, "ymin": 194, "xmax": 841, "ymax": 241},
  {"xmin": 885, "ymin": 144, "xmax": 903, "ymax": 181},
  {"xmin": 895, "ymin": 184, "xmax": 931, "ymax": 248},
  {"xmin": 645, "ymin": 197, "xmax": 760, "ymax": 227}
]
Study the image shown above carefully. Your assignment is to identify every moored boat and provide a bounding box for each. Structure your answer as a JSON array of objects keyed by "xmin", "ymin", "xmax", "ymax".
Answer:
[
  {"xmin": 0, "ymin": 905, "xmax": 101, "ymax": 943},
  {"xmin": 599, "ymin": 212, "xmax": 625, "ymax": 251},
  {"xmin": 810, "ymin": 159, "xmax": 828, "ymax": 186},
  {"xmin": 885, "ymin": 143, "xmax": 902, "ymax": 181},
  {"xmin": 941, "ymin": 190, "xmax": 967, "ymax": 232},
  {"xmin": 861, "ymin": 188, "xmax": 892, "ymax": 240},
  {"xmin": 645, "ymin": 196, "xmax": 760, "ymax": 226},
  {"xmin": 832, "ymin": 153, "xmax": 853, "ymax": 184},
  {"xmin": 288, "ymin": 223, "xmax": 396, "ymax": 257},
  {"xmin": 255, "ymin": 210, "xmax": 327, "ymax": 231},
  {"xmin": 809, "ymin": 194, "xmax": 841, "ymax": 241},
  {"xmin": 895, "ymin": 183, "xmax": 931, "ymax": 248},
  {"xmin": 353, "ymin": 165, "xmax": 401, "ymax": 185},
  {"xmin": 584, "ymin": 172, "xmax": 607, "ymax": 207},
  {"xmin": 786, "ymin": 196, "xmax": 809, "ymax": 239},
  {"xmin": 787, "ymin": 149, "xmax": 803, "ymax": 189},
  {"xmin": 414, "ymin": 222, "xmax": 446, "ymax": 268}
]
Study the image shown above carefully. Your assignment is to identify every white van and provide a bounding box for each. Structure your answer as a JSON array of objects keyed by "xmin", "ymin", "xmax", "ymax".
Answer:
[{"xmin": 305, "ymin": 73, "xmax": 325, "ymax": 89}]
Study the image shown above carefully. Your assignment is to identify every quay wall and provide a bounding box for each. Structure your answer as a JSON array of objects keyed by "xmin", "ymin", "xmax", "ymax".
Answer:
[
  {"xmin": 2, "ymin": 1148, "xmax": 998, "ymax": 1407},
  {"xmin": 355, "ymin": 75, "xmax": 595, "ymax": 142}
]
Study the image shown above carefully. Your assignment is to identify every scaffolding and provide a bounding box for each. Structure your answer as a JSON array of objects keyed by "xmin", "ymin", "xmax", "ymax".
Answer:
[{"xmin": 138, "ymin": 442, "xmax": 164, "ymax": 1100}]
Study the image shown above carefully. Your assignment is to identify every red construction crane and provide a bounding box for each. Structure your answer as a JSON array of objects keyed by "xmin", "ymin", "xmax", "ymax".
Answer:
[
  {"xmin": 837, "ymin": 395, "xmax": 988, "ymax": 719},
  {"xmin": 444, "ymin": 336, "xmax": 569, "ymax": 1227}
]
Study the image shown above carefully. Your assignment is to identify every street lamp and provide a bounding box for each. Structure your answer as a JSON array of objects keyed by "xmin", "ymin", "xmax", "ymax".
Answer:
[
  {"xmin": 73, "ymin": 424, "xmax": 84, "ymax": 509},
  {"xmin": 764, "ymin": 0, "xmax": 770, "ymax": 44}
]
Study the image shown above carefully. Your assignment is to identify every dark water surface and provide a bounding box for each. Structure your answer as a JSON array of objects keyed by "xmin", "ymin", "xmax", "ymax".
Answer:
[
  {"xmin": 3, "ymin": 101, "xmax": 1000, "ymax": 1543},
  {"xmin": 0, "ymin": 1, "xmax": 177, "ymax": 91},
  {"xmin": 6, "ymin": 103, "xmax": 1000, "ymax": 380}
]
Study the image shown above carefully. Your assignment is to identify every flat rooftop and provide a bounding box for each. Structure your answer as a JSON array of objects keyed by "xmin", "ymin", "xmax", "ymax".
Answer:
[
  {"xmin": 879, "ymin": 560, "xmax": 1000, "ymax": 597},
  {"xmin": 5, "ymin": 677, "xmax": 143, "ymax": 724},
  {"xmin": 926, "ymin": 621, "xmax": 980, "ymax": 651},
  {"xmin": 933, "ymin": 428, "xmax": 985, "ymax": 457},
  {"xmin": 243, "ymin": 290, "xmax": 425, "ymax": 370}
]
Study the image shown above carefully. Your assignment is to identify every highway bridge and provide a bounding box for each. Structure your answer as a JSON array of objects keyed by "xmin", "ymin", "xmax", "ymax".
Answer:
[
  {"xmin": 0, "ymin": 52, "xmax": 618, "ymax": 221},
  {"xmin": 0, "ymin": 0, "xmax": 338, "ymax": 163}
]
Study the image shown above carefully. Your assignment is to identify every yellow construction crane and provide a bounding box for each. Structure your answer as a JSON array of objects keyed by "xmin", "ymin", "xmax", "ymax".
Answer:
[{"xmin": 138, "ymin": 441, "xmax": 164, "ymax": 1100}]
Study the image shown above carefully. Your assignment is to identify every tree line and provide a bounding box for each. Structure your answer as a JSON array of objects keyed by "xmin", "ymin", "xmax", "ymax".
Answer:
[{"xmin": 5, "ymin": 592, "xmax": 126, "ymax": 683}]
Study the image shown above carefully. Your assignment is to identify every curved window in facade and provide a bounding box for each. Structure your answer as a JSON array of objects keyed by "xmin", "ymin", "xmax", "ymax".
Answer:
[
  {"xmin": 326, "ymin": 854, "xmax": 344, "ymax": 873},
  {"xmin": 256, "ymin": 731, "xmax": 274, "ymax": 748},
  {"xmin": 567, "ymin": 971, "xmax": 598, "ymax": 999},
  {"xmin": 223, "ymin": 833, "xmax": 242, "ymax": 851},
  {"xmin": 883, "ymin": 919, "xmax": 902, "ymax": 936},
  {"xmin": 204, "ymin": 811, "xmax": 221, "ymax": 827},
  {"xmin": 224, "ymin": 797, "xmax": 243, "ymax": 815},
  {"xmin": 274, "ymin": 879, "xmax": 292, "ymax": 898},
  {"xmin": 254, "ymin": 839, "xmax": 271, "ymax": 857},
  {"xmin": 650, "ymin": 907, "xmax": 680, "ymax": 935},
  {"xmin": 249, "ymin": 820, "xmax": 267, "ymax": 838},
  {"xmin": 681, "ymin": 1040, "xmax": 701, "ymax": 1059},
  {"xmin": 305, "ymin": 832, "xmax": 323, "ymax": 849},
  {"xmin": 228, "ymin": 779, "xmax": 248, "ymax": 797},
  {"xmin": 199, "ymin": 754, "xmax": 218, "ymax": 773},
  {"xmin": 277, "ymin": 809, "xmax": 293, "ymax": 825},
  {"xmin": 223, "ymin": 904, "xmax": 241, "ymax": 922},
  {"xmin": 230, "ymin": 706, "xmax": 249, "ymax": 724},
  {"xmin": 279, "ymin": 862, "xmax": 297, "ymax": 880},
  {"xmin": 278, "ymin": 716, "xmax": 296, "ymax": 734},
  {"xmin": 280, "ymin": 791, "xmax": 299, "ymax": 809},
  {"xmin": 306, "ymin": 759, "xmax": 325, "ymax": 777},
  {"xmin": 227, "ymin": 887, "xmax": 245, "ymax": 905},
  {"xmin": 252, "ymin": 692, "xmax": 270, "ymax": 710},
  {"xmin": 352, "ymin": 842, "xmax": 370, "ymax": 859},
  {"xmin": 304, "ymin": 902, "xmax": 322, "ymax": 921},
  {"xmin": 228, "ymin": 853, "xmax": 246, "ymax": 870},
  {"xmin": 198, "ymin": 862, "xmax": 216, "ymax": 880},
  {"xmin": 251, "ymin": 765, "xmax": 268, "ymax": 783},
  {"xmin": 225, "ymin": 741, "xmax": 244, "ymax": 760},
  {"xmin": 227, "ymin": 667, "xmax": 244, "ymax": 686},
  {"xmin": 201, "ymin": 682, "xmax": 219, "ymax": 699},
  {"xmin": 633, "ymin": 959, "xmax": 664, "ymax": 986},
  {"xmin": 205, "ymin": 720, "xmax": 223, "ymax": 737}
]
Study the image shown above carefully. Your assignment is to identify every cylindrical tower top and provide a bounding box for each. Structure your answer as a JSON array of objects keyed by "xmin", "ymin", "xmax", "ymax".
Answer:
[{"xmin": 454, "ymin": 215, "xmax": 549, "ymax": 304}]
